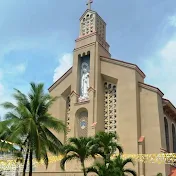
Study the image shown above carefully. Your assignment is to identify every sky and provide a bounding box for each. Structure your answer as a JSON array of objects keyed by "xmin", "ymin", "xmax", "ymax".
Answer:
[{"xmin": 0, "ymin": 0, "xmax": 176, "ymax": 117}]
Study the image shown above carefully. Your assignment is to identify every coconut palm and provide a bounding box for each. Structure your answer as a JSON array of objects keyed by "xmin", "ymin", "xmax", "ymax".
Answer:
[
  {"xmin": 0, "ymin": 124, "xmax": 23, "ymax": 176},
  {"xmin": 60, "ymin": 137, "xmax": 94, "ymax": 176},
  {"xmin": 93, "ymin": 132, "xmax": 123, "ymax": 164},
  {"xmin": 112, "ymin": 155, "xmax": 137, "ymax": 176},
  {"xmin": 1, "ymin": 82, "xmax": 66, "ymax": 176},
  {"xmin": 0, "ymin": 121, "xmax": 23, "ymax": 160}
]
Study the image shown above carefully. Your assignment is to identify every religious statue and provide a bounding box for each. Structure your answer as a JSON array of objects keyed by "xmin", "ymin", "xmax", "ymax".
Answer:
[
  {"xmin": 81, "ymin": 68, "xmax": 89, "ymax": 98},
  {"xmin": 79, "ymin": 62, "xmax": 90, "ymax": 101}
]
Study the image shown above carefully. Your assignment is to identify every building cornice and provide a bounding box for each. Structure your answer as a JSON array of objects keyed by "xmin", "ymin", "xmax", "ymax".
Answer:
[
  {"xmin": 76, "ymin": 32, "xmax": 110, "ymax": 46},
  {"xmin": 48, "ymin": 67, "xmax": 72, "ymax": 92},
  {"xmin": 139, "ymin": 82, "xmax": 164, "ymax": 97},
  {"xmin": 74, "ymin": 42, "xmax": 96, "ymax": 52},
  {"xmin": 76, "ymin": 32, "xmax": 97, "ymax": 42},
  {"xmin": 100, "ymin": 56, "xmax": 146, "ymax": 78},
  {"xmin": 163, "ymin": 98, "xmax": 176, "ymax": 119}
]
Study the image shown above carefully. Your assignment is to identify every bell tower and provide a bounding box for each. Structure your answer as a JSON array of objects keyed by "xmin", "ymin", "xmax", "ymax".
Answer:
[
  {"xmin": 75, "ymin": 0, "xmax": 109, "ymax": 50},
  {"xmin": 67, "ymin": 0, "xmax": 111, "ymax": 139}
]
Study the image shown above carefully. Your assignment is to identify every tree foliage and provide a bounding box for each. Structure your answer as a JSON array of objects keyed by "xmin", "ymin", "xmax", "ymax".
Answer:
[{"xmin": 0, "ymin": 82, "xmax": 66, "ymax": 176}]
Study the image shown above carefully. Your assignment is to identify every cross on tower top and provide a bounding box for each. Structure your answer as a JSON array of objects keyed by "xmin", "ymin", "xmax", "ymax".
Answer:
[{"xmin": 86, "ymin": 0, "xmax": 93, "ymax": 10}]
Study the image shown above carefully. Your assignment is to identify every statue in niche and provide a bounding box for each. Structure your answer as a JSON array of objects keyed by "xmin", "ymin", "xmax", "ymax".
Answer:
[{"xmin": 79, "ymin": 62, "xmax": 89, "ymax": 101}]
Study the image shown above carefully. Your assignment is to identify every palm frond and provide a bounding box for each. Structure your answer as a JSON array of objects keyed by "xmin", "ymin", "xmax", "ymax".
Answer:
[
  {"xmin": 122, "ymin": 157, "xmax": 135, "ymax": 167},
  {"xmin": 86, "ymin": 167, "xmax": 99, "ymax": 174},
  {"xmin": 63, "ymin": 145, "xmax": 79, "ymax": 155},
  {"xmin": 124, "ymin": 169, "xmax": 137, "ymax": 176},
  {"xmin": 40, "ymin": 115, "xmax": 66, "ymax": 133},
  {"xmin": 0, "ymin": 102, "xmax": 17, "ymax": 110},
  {"xmin": 42, "ymin": 127, "xmax": 63, "ymax": 149},
  {"xmin": 60, "ymin": 154, "xmax": 78, "ymax": 170}
]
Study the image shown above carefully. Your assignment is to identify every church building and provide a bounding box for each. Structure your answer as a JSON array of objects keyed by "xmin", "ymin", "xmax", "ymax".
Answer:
[{"xmin": 34, "ymin": 1, "xmax": 176, "ymax": 176}]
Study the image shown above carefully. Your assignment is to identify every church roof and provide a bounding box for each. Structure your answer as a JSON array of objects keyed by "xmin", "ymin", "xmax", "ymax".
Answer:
[
  {"xmin": 139, "ymin": 82, "xmax": 164, "ymax": 97},
  {"xmin": 163, "ymin": 98, "xmax": 176, "ymax": 118},
  {"xmin": 48, "ymin": 67, "xmax": 72, "ymax": 92},
  {"xmin": 100, "ymin": 56, "xmax": 146, "ymax": 78}
]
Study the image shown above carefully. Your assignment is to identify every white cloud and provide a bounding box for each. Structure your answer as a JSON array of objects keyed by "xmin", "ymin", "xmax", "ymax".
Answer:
[
  {"xmin": 0, "ymin": 83, "xmax": 4, "ymax": 96},
  {"xmin": 160, "ymin": 41, "xmax": 176, "ymax": 61},
  {"xmin": 0, "ymin": 83, "xmax": 7, "ymax": 119},
  {"xmin": 0, "ymin": 63, "xmax": 28, "ymax": 119},
  {"xmin": 168, "ymin": 15, "xmax": 176, "ymax": 27},
  {"xmin": 143, "ymin": 37, "xmax": 176, "ymax": 106},
  {"xmin": 53, "ymin": 53, "xmax": 73, "ymax": 82},
  {"xmin": 142, "ymin": 15, "xmax": 176, "ymax": 106},
  {"xmin": 15, "ymin": 63, "xmax": 26, "ymax": 73},
  {"xmin": 0, "ymin": 70, "xmax": 3, "ymax": 80}
]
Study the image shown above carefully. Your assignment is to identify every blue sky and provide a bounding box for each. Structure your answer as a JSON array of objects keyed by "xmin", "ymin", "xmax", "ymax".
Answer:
[{"xmin": 0, "ymin": 0, "xmax": 176, "ymax": 117}]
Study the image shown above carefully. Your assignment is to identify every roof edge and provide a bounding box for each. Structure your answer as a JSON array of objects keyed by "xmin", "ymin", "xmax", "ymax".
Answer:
[
  {"xmin": 139, "ymin": 82, "xmax": 164, "ymax": 97},
  {"xmin": 48, "ymin": 67, "xmax": 72, "ymax": 92},
  {"xmin": 100, "ymin": 56, "xmax": 146, "ymax": 78},
  {"xmin": 163, "ymin": 98, "xmax": 176, "ymax": 113}
]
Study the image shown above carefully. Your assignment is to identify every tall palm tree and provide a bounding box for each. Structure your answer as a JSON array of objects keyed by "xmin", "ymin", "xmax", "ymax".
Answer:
[
  {"xmin": 60, "ymin": 137, "xmax": 94, "ymax": 176},
  {"xmin": 94, "ymin": 132, "xmax": 123, "ymax": 164},
  {"xmin": 112, "ymin": 155, "xmax": 137, "ymax": 176},
  {"xmin": 1, "ymin": 82, "xmax": 66, "ymax": 176}
]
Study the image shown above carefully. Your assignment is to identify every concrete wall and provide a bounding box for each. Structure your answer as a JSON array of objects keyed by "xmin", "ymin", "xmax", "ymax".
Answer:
[
  {"xmin": 139, "ymin": 87, "xmax": 166, "ymax": 175},
  {"xmin": 101, "ymin": 58, "xmax": 140, "ymax": 173}
]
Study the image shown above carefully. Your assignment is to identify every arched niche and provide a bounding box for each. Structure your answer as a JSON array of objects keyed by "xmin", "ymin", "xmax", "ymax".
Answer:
[{"xmin": 75, "ymin": 108, "xmax": 88, "ymax": 137}]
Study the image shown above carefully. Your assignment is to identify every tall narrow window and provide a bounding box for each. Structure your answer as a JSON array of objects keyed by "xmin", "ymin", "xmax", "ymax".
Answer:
[
  {"xmin": 66, "ymin": 96, "xmax": 70, "ymax": 141},
  {"xmin": 104, "ymin": 82, "xmax": 117, "ymax": 133},
  {"xmin": 164, "ymin": 117, "xmax": 170, "ymax": 152},
  {"xmin": 172, "ymin": 124, "xmax": 176, "ymax": 153}
]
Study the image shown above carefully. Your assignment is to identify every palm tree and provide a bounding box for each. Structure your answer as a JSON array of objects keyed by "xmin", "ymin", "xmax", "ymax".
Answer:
[
  {"xmin": 1, "ymin": 82, "xmax": 66, "ymax": 176},
  {"xmin": 112, "ymin": 155, "xmax": 137, "ymax": 176},
  {"xmin": 0, "ymin": 121, "xmax": 23, "ymax": 161},
  {"xmin": 60, "ymin": 137, "xmax": 94, "ymax": 176},
  {"xmin": 86, "ymin": 161, "xmax": 117, "ymax": 176},
  {"xmin": 93, "ymin": 132, "xmax": 123, "ymax": 164}
]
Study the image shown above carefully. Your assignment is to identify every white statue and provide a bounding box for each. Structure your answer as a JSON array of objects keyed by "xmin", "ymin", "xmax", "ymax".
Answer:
[
  {"xmin": 81, "ymin": 68, "xmax": 89, "ymax": 98},
  {"xmin": 79, "ymin": 62, "xmax": 90, "ymax": 101}
]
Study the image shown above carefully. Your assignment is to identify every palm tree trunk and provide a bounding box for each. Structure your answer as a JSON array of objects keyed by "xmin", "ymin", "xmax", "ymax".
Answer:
[
  {"xmin": 29, "ymin": 149, "xmax": 33, "ymax": 176},
  {"xmin": 81, "ymin": 162, "xmax": 87, "ymax": 176},
  {"xmin": 23, "ymin": 147, "xmax": 29, "ymax": 176}
]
